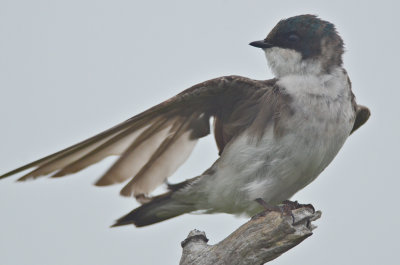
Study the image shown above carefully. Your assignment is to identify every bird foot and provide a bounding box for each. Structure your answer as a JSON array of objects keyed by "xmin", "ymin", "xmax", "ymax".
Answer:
[
  {"xmin": 253, "ymin": 198, "xmax": 295, "ymax": 223},
  {"xmin": 253, "ymin": 199, "xmax": 315, "ymax": 224},
  {"xmin": 281, "ymin": 200, "xmax": 315, "ymax": 213}
]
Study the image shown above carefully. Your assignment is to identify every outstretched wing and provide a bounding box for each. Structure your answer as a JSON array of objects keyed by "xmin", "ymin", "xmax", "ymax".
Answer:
[
  {"xmin": 0, "ymin": 76, "xmax": 270, "ymax": 198},
  {"xmin": 351, "ymin": 105, "xmax": 370, "ymax": 134}
]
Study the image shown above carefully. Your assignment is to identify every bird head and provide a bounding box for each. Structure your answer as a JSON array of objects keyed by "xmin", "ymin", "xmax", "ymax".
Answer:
[{"xmin": 250, "ymin": 15, "xmax": 344, "ymax": 77}]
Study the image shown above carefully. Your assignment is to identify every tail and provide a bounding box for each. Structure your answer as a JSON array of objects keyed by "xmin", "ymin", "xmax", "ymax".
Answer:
[{"xmin": 111, "ymin": 193, "xmax": 195, "ymax": 227}]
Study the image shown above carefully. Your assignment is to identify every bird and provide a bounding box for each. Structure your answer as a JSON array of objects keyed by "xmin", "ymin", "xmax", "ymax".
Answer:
[{"xmin": 1, "ymin": 14, "xmax": 370, "ymax": 227}]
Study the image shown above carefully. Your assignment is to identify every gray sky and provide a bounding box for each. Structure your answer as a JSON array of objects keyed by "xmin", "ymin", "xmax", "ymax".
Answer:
[{"xmin": 1, "ymin": 0, "xmax": 399, "ymax": 264}]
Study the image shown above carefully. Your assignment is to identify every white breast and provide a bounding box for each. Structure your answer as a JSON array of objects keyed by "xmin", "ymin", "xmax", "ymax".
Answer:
[{"xmin": 198, "ymin": 67, "xmax": 356, "ymax": 216}]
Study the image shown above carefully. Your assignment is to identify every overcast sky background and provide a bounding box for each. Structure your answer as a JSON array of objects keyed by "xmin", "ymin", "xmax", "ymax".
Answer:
[{"xmin": 1, "ymin": 0, "xmax": 399, "ymax": 264}]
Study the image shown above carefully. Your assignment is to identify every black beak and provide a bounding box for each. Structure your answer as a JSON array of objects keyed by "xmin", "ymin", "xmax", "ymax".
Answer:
[{"xmin": 249, "ymin": 40, "xmax": 273, "ymax": 49}]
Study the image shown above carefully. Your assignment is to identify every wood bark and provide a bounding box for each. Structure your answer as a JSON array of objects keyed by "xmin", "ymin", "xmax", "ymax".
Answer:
[{"xmin": 180, "ymin": 207, "xmax": 321, "ymax": 265}]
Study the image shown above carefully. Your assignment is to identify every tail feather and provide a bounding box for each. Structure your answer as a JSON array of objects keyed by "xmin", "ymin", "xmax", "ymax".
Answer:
[{"xmin": 111, "ymin": 194, "xmax": 194, "ymax": 227}]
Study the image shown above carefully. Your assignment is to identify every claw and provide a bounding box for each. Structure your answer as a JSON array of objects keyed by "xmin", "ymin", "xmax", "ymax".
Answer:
[
  {"xmin": 303, "ymin": 203, "xmax": 315, "ymax": 214},
  {"xmin": 254, "ymin": 199, "xmax": 316, "ymax": 225},
  {"xmin": 282, "ymin": 200, "xmax": 315, "ymax": 213},
  {"xmin": 255, "ymin": 198, "xmax": 296, "ymax": 223}
]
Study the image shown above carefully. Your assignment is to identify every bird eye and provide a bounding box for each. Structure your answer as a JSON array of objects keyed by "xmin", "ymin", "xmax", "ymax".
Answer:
[{"xmin": 287, "ymin": 33, "xmax": 300, "ymax": 42}]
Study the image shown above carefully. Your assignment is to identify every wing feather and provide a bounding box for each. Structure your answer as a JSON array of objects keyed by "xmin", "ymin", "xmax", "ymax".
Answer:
[
  {"xmin": 120, "ymin": 115, "xmax": 199, "ymax": 197},
  {"xmin": 16, "ymin": 130, "xmax": 125, "ymax": 181},
  {"xmin": 1, "ymin": 75, "xmax": 272, "ymax": 198},
  {"xmin": 94, "ymin": 118, "xmax": 174, "ymax": 187},
  {"xmin": 50, "ymin": 125, "xmax": 150, "ymax": 179}
]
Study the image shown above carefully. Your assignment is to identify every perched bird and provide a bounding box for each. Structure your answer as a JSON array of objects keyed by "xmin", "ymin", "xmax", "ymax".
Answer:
[{"xmin": 1, "ymin": 14, "xmax": 370, "ymax": 227}]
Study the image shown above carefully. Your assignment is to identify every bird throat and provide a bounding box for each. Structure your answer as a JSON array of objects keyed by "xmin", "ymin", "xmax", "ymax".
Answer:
[{"xmin": 265, "ymin": 47, "xmax": 323, "ymax": 78}]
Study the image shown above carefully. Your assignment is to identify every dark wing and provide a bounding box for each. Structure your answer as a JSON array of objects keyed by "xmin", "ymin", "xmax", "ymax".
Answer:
[
  {"xmin": 351, "ymin": 105, "xmax": 371, "ymax": 134},
  {"xmin": 0, "ymin": 76, "xmax": 270, "ymax": 198}
]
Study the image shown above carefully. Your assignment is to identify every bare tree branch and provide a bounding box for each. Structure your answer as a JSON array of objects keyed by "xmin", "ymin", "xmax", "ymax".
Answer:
[{"xmin": 180, "ymin": 207, "xmax": 321, "ymax": 265}]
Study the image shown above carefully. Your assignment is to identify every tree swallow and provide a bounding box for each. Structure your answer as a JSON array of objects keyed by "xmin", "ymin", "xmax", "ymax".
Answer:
[{"xmin": 1, "ymin": 14, "xmax": 370, "ymax": 227}]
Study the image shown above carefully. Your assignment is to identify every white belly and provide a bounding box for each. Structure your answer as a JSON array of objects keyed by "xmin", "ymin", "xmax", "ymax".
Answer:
[
  {"xmin": 203, "ymin": 127, "xmax": 350, "ymax": 215},
  {"xmin": 197, "ymin": 69, "xmax": 356, "ymax": 215}
]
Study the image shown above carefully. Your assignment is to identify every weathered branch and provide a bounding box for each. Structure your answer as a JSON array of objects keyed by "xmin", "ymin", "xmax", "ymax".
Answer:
[{"xmin": 180, "ymin": 207, "xmax": 321, "ymax": 265}]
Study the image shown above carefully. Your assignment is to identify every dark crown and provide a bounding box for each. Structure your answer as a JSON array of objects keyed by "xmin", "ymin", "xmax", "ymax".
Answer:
[{"xmin": 266, "ymin": 15, "xmax": 345, "ymax": 69}]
